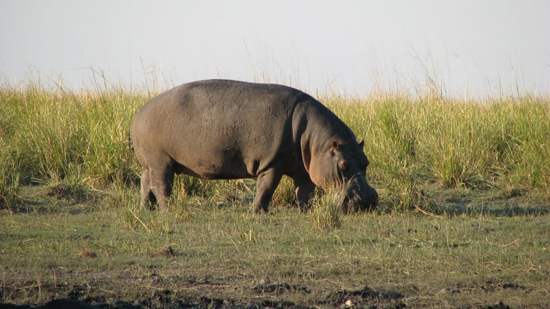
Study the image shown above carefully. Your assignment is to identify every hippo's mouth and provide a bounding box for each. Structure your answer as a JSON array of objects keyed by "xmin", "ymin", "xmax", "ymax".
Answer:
[
  {"xmin": 342, "ymin": 174, "xmax": 378, "ymax": 213},
  {"xmin": 341, "ymin": 174, "xmax": 378, "ymax": 213},
  {"xmin": 342, "ymin": 192, "xmax": 378, "ymax": 213}
]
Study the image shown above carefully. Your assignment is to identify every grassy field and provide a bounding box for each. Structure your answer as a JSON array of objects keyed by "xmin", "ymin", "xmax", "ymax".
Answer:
[{"xmin": 1, "ymin": 82, "xmax": 549, "ymax": 308}]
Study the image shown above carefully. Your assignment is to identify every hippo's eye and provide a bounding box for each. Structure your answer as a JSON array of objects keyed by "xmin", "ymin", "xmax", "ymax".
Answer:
[{"xmin": 338, "ymin": 160, "xmax": 348, "ymax": 171}]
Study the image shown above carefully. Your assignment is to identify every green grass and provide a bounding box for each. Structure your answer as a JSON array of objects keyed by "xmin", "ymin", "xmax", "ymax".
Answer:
[
  {"xmin": 1, "ymin": 186, "xmax": 549, "ymax": 307},
  {"xmin": 1, "ymin": 81, "xmax": 549, "ymax": 307}
]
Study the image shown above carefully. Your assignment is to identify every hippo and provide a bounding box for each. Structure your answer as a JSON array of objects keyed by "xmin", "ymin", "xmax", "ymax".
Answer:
[{"xmin": 129, "ymin": 79, "xmax": 378, "ymax": 213}]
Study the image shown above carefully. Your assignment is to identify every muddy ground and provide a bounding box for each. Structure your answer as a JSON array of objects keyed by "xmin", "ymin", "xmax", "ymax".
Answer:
[{"xmin": 0, "ymin": 270, "xmax": 517, "ymax": 309}]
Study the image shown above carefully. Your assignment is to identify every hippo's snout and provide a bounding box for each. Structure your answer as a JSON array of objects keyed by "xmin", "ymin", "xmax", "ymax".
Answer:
[
  {"xmin": 362, "ymin": 186, "xmax": 379, "ymax": 209},
  {"xmin": 343, "ymin": 174, "xmax": 378, "ymax": 213}
]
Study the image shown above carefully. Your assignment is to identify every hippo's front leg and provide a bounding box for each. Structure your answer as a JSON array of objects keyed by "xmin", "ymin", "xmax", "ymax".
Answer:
[
  {"xmin": 252, "ymin": 168, "xmax": 283, "ymax": 213},
  {"xmin": 292, "ymin": 172, "xmax": 316, "ymax": 212}
]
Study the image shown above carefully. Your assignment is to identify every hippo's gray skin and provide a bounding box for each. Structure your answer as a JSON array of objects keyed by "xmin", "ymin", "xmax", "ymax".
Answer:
[{"xmin": 130, "ymin": 79, "xmax": 378, "ymax": 213}]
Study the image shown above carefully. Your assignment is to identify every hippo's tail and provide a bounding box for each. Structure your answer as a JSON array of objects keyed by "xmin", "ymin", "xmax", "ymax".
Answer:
[{"xmin": 128, "ymin": 129, "xmax": 134, "ymax": 152}]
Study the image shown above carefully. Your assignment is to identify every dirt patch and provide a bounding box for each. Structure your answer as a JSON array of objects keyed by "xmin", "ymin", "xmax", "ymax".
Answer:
[
  {"xmin": 252, "ymin": 282, "xmax": 310, "ymax": 295},
  {"xmin": 76, "ymin": 250, "xmax": 97, "ymax": 259},
  {"xmin": 148, "ymin": 245, "xmax": 176, "ymax": 258},
  {"xmin": 483, "ymin": 301, "xmax": 512, "ymax": 309},
  {"xmin": 324, "ymin": 285, "xmax": 405, "ymax": 308},
  {"xmin": 46, "ymin": 184, "xmax": 89, "ymax": 203}
]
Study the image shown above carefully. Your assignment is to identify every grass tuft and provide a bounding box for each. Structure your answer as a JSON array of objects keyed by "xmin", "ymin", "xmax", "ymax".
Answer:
[{"xmin": 311, "ymin": 188, "xmax": 343, "ymax": 230}]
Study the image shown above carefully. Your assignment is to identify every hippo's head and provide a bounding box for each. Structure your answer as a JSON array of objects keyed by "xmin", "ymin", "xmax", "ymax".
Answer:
[{"xmin": 309, "ymin": 139, "xmax": 378, "ymax": 212}]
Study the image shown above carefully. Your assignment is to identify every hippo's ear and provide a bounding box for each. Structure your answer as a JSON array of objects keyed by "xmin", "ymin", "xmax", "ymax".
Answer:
[
  {"xmin": 359, "ymin": 140, "xmax": 365, "ymax": 148},
  {"xmin": 331, "ymin": 140, "xmax": 340, "ymax": 154}
]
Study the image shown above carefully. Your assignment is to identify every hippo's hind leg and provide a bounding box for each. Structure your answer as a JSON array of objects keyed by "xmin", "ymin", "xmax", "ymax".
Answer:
[
  {"xmin": 148, "ymin": 163, "xmax": 175, "ymax": 211},
  {"xmin": 140, "ymin": 169, "xmax": 157, "ymax": 210},
  {"xmin": 292, "ymin": 172, "xmax": 316, "ymax": 212},
  {"xmin": 253, "ymin": 168, "xmax": 283, "ymax": 213},
  {"xmin": 139, "ymin": 154, "xmax": 176, "ymax": 211}
]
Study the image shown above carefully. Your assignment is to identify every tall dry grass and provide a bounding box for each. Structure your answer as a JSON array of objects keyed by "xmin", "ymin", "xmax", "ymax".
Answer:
[
  {"xmin": 1, "ymin": 81, "xmax": 548, "ymax": 210},
  {"xmin": 325, "ymin": 93, "xmax": 549, "ymax": 208}
]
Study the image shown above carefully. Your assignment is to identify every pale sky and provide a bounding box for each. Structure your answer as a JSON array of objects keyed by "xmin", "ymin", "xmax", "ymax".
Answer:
[{"xmin": 1, "ymin": 0, "xmax": 549, "ymax": 98}]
